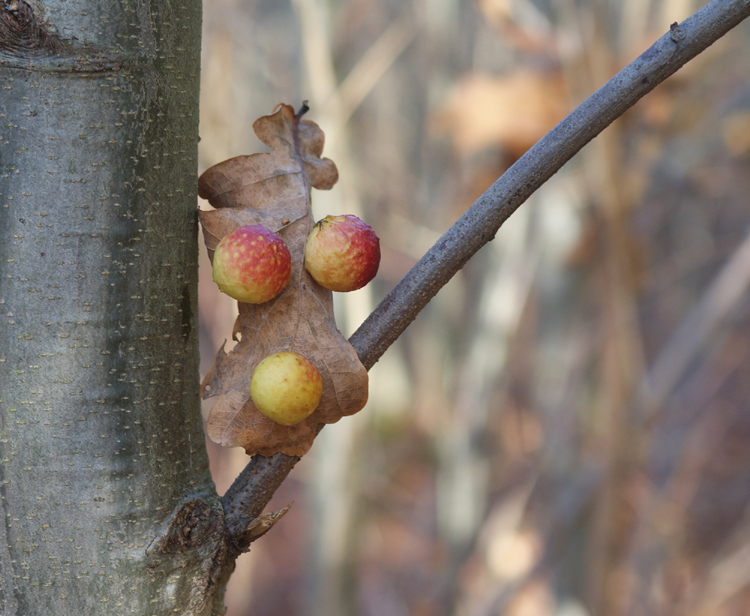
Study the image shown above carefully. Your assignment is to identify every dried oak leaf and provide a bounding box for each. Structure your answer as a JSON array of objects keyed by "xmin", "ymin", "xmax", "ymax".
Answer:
[{"xmin": 198, "ymin": 103, "xmax": 368, "ymax": 457}]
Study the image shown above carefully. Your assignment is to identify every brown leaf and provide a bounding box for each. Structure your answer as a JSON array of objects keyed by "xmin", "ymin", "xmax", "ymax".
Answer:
[
  {"xmin": 198, "ymin": 103, "xmax": 368, "ymax": 457},
  {"xmin": 430, "ymin": 69, "xmax": 569, "ymax": 159}
]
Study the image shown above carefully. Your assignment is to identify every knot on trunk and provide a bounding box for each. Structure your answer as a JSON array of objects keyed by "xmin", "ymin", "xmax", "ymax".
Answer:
[
  {"xmin": 1, "ymin": 1, "xmax": 60, "ymax": 56},
  {"xmin": 146, "ymin": 495, "xmax": 233, "ymax": 615},
  {"xmin": 145, "ymin": 494, "xmax": 290, "ymax": 614}
]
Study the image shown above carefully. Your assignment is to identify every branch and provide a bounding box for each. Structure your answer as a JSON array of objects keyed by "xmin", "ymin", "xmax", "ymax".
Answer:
[
  {"xmin": 221, "ymin": 0, "xmax": 750, "ymax": 540},
  {"xmin": 351, "ymin": 0, "xmax": 750, "ymax": 371}
]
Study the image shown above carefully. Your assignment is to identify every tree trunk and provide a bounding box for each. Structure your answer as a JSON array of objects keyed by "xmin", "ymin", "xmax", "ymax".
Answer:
[{"xmin": 0, "ymin": 2, "xmax": 232, "ymax": 614}]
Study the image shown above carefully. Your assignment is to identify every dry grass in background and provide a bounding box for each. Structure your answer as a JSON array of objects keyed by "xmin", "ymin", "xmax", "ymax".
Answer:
[{"xmin": 197, "ymin": 1, "xmax": 750, "ymax": 614}]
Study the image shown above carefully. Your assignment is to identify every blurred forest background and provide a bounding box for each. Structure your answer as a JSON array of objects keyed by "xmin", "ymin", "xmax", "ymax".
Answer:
[{"xmin": 196, "ymin": 0, "xmax": 750, "ymax": 614}]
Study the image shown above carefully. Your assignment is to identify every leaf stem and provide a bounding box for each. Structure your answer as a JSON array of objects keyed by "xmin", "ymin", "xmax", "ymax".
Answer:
[{"xmin": 296, "ymin": 100, "xmax": 310, "ymax": 120}]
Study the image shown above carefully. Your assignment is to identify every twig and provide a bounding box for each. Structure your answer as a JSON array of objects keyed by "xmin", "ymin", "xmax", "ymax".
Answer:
[
  {"xmin": 350, "ymin": 0, "xmax": 750, "ymax": 371},
  {"xmin": 220, "ymin": 0, "xmax": 750, "ymax": 539},
  {"xmin": 221, "ymin": 451, "xmax": 300, "ymax": 539}
]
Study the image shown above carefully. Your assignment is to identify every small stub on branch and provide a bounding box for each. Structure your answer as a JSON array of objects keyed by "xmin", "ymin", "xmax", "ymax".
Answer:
[{"xmin": 670, "ymin": 22, "xmax": 686, "ymax": 43}]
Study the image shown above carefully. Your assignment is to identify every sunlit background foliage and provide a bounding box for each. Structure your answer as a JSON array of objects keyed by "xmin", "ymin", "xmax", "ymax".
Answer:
[{"xmin": 197, "ymin": 1, "xmax": 750, "ymax": 614}]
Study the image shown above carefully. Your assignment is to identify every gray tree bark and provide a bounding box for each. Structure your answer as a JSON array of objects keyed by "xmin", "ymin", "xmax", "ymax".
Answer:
[{"xmin": 0, "ymin": 1, "xmax": 235, "ymax": 614}]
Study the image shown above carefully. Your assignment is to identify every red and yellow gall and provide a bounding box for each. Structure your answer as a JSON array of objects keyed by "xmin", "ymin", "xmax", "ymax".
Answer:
[
  {"xmin": 212, "ymin": 225, "xmax": 291, "ymax": 304},
  {"xmin": 304, "ymin": 214, "xmax": 380, "ymax": 292}
]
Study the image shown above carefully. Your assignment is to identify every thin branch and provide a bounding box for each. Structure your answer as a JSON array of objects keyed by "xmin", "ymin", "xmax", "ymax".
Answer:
[
  {"xmin": 221, "ymin": 451, "xmax": 300, "ymax": 539},
  {"xmin": 350, "ymin": 0, "xmax": 750, "ymax": 371},
  {"xmin": 221, "ymin": 0, "xmax": 750, "ymax": 537}
]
